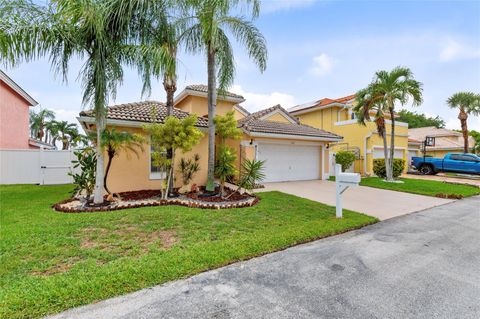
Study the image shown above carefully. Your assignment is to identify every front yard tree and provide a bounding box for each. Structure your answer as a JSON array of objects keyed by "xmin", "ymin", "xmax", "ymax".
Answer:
[
  {"xmin": 182, "ymin": 0, "xmax": 268, "ymax": 191},
  {"xmin": 447, "ymin": 92, "xmax": 480, "ymax": 153},
  {"xmin": 143, "ymin": 115, "xmax": 203, "ymax": 199},
  {"xmin": 354, "ymin": 66, "xmax": 423, "ymax": 181},
  {"xmin": 99, "ymin": 128, "xmax": 145, "ymax": 194},
  {"xmin": 214, "ymin": 111, "xmax": 242, "ymax": 196},
  {"xmin": 0, "ymin": 0, "xmax": 170, "ymax": 204}
]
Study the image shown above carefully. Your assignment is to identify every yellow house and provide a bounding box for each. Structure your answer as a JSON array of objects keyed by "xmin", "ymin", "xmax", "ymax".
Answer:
[
  {"xmin": 408, "ymin": 127, "xmax": 475, "ymax": 159},
  {"xmin": 78, "ymin": 85, "xmax": 343, "ymax": 193},
  {"xmin": 289, "ymin": 94, "xmax": 410, "ymax": 176}
]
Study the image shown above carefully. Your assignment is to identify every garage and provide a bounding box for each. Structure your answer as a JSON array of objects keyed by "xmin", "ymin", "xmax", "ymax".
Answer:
[
  {"xmin": 373, "ymin": 148, "xmax": 404, "ymax": 159},
  {"xmin": 257, "ymin": 142, "xmax": 321, "ymax": 182}
]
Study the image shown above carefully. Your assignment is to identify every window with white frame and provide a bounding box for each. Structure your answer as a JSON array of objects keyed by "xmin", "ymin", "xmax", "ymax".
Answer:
[{"xmin": 150, "ymin": 143, "xmax": 167, "ymax": 179}]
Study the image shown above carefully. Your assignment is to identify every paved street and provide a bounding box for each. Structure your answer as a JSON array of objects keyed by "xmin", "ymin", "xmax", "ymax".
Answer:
[{"xmin": 49, "ymin": 196, "xmax": 480, "ymax": 319}]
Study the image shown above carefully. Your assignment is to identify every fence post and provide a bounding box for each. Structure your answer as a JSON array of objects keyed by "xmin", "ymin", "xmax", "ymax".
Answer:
[{"xmin": 39, "ymin": 147, "xmax": 44, "ymax": 185}]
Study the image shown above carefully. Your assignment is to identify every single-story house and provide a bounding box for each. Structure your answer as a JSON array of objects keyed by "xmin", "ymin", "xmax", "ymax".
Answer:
[
  {"xmin": 78, "ymin": 84, "xmax": 343, "ymax": 193},
  {"xmin": 408, "ymin": 126, "xmax": 475, "ymax": 158}
]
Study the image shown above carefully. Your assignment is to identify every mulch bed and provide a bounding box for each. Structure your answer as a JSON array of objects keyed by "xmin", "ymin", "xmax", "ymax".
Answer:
[
  {"xmin": 54, "ymin": 187, "xmax": 259, "ymax": 213},
  {"xmin": 435, "ymin": 193, "xmax": 464, "ymax": 199}
]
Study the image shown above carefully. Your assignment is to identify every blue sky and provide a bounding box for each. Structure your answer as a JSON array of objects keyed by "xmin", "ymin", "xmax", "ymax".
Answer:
[{"xmin": 4, "ymin": 0, "xmax": 480, "ymax": 130}]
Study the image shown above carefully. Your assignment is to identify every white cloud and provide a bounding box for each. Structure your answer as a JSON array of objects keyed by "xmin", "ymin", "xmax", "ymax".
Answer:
[
  {"xmin": 309, "ymin": 53, "xmax": 334, "ymax": 76},
  {"xmin": 230, "ymin": 85, "xmax": 296, "ymax": 112},
  {"xmin": 439, "ymin": 38, "xmax": 480, "ymax": 62},
  {"xmin": 262, "ymin": 0, "xmax": 317, "ymax": 13},
  {"xmin": 49, "ymin": 108, "xmax": 81, "ymax": 126}
]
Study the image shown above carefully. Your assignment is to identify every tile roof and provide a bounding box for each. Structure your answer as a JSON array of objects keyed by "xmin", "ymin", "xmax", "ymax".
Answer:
[
  {"xmin": 79, "ymin": 101, "xmax": 209, "ymax": 127},
  {"xmin": 238, "ymin": 105, "xmax": 342, "ymax": 140},
  {"xmin": 234, "ymin": 104, "xmax": 250, "ymax": 116},
  {"xmin": 185, "ymin": 84, "xmax": 244, "ymax": 100},
  {"xmin": 408, "ymin": 127, "xmax": 474, "ymax": 149},
  {"xmin": 289, "ymin": 94, "xmax": 356, "ymax": 113}
]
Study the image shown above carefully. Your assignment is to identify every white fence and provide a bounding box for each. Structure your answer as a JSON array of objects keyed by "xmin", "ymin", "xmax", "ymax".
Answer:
[{"xmin": 0, "ymin": 149, "xmax": 79, "ymax": 185}]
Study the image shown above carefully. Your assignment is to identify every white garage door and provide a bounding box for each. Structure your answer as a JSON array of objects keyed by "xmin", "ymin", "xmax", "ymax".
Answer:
[
  {"xmin": 257, "ymin": 143, "xmax": 320, "ymax": 182},
  {"xmin": 373, "ymin": 148, "xmax": 404, "ymax": 159}
]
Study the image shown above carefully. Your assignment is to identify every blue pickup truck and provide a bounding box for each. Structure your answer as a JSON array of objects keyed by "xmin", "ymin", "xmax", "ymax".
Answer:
[{"xmin": 411, "ymin": 153, "xmax": 480, "ymax": 175}]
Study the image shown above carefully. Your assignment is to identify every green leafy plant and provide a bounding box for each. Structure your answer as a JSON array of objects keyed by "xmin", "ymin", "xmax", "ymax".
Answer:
[
  {"xmin": 215, "ymin": 146, "xmax": 238, "ymax": 196},
  {"xmin": 143, "ymin": 115, "xmax": 203, "ymax": 199},
  {"xmin": 178, "ymin": 154, "xmax": 201, "ymax": 192},
  {"xmin": 69, "ymin": 147, "xmax": 97, "ymax": 201},
  {"xmin": 227, "ymin": 159, "xmax": 266, "ymax": 198},
  {"xmin": 447, "ymin": 92, "xmax": 480, "ymax": 153},
  {"xmin": 373, "ymin": 158, "xmax": 405, "ymax": 179},
  {"xmin": 335, "ymin": 151, "xmax": 356, "ymax": 172}
]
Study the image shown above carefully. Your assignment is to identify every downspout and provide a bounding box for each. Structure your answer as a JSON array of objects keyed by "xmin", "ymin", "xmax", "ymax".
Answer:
[{"xmin": 364, "ymin": 131, "xmax": 373, "ymax": 176}]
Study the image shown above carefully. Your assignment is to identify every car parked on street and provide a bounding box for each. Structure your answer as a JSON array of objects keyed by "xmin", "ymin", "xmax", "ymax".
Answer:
[{"xmin": 411, "ymin": 153, "xmax": 480, "ymax": 175}]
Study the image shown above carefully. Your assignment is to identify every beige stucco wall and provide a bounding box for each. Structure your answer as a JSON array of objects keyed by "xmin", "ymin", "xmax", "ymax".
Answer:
[
  {"xmin": 263, "ymin": 112, "xmax": 292, "ymax": 123},
  {"xmin": 176, "ymin": 95, "xmax": 237, "ymax": 117}
]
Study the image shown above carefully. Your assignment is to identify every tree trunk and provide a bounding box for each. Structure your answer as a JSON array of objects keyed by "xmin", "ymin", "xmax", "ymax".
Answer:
[
  {"xmin": 104, "ymin": 151, "xmax": 114, "ymax": 194},
  {"xmin": 164, "ymin": 72, "xmax": 177, "ymax": 196},
  {"xmin": 382, "ymin": 132, "xmax": 390, "ymax": 180},
  {"xmin": 387, "ymin": 108, "xmax": 396, "ymax": 181},
  {"xmin": 206, "ymin": 47, "xmax": 217, "ymax": 192},
  {"xmin": 93, "ymin": 115, "xmax": 106, "ymax": 204},
  {"xmin": 459, "ymin": 109, "xmax": 469, "ymax": 153}
]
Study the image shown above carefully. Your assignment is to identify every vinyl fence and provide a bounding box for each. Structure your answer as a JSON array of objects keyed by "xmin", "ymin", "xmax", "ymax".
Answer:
[{"xmin": 0, "ymin": 149, "xmax": 79, "ymax": 185}]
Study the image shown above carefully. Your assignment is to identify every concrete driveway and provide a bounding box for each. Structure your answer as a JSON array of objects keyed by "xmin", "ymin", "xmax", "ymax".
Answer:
[
  {"xmin": 256, "ymin": 180, "xmax": 454, "ymax": 220},
  {"xmin": 48, "ymin": 196, "xmax": 480, "ymax": 319}
]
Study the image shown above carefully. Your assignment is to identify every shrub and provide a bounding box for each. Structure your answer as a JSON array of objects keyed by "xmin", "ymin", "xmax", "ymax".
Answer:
[
  {"xmin": 178, "ymin": 154, "xmax": 200, "ymax": 191},
  {"xmin": 335, "ymin": 151, "xmax": 356, "ymax": 171},
  {"xmin": 373, "ymin": 158, "xmax": 405, "ymax": 178},
  {"xmin": 215, "ymin": 146, "xmax": 238, "ymax": 196},
  {"xmin": 69, "ymin": 147, "xmax": 97, "ymax": 200}
]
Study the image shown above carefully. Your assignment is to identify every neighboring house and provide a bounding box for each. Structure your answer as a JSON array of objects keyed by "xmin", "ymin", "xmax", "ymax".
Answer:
[
  {"xmin": 289, "ymin": 94, "xmax": 409, "ymax": 176},
  {"xmin": 408, "ymin": 127, "xmax": 475, "ymax": 158},
  {"xmin": 0, "ymin": 70, "xmax": 40, "ymax": 149},
  {"xmin": 78, "ymin": 84, "xmax": 342, "ymax": 193}
]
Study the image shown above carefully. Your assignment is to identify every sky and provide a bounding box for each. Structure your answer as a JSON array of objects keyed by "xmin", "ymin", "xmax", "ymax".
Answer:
[{"xmin": 4, "ymin": 0, "xmax": 480, "ymax": 131}]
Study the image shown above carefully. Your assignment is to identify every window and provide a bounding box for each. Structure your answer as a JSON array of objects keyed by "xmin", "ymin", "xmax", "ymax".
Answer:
[
  {"xmin": 351, "ymin": 112, "xmax": 356, "ymax": 120},
  {"xmin": 150, "ymin": 144, "xmax": 167, "ymax": 179}
]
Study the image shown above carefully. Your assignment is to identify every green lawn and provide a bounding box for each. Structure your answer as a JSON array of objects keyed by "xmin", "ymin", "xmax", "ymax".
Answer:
[
  {"xmin": 0, "ymin": 185, "xmax": 376, "ymax": 319},
  {"xmin": 329, "ymin": 176, "xmax": 480, "ymax": 197}
]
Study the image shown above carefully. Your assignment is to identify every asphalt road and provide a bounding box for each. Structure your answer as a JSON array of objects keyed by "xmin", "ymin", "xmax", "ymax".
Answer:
[{"xmin": 49, "ymin": 196, "xmax": 480, "ymax": 319}]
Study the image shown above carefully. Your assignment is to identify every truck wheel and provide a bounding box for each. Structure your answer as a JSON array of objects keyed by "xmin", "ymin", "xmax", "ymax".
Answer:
[{"xmin": 420, "ymin": 165, "xmax": 433, "ymax": 175}]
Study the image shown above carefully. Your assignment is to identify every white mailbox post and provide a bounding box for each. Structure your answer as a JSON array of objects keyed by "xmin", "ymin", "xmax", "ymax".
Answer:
[{"xmin": 335, "ymin": 164, "xmax": 361, "ymax": 218}]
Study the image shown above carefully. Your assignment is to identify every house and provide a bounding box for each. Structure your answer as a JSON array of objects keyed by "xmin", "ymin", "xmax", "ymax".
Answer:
[
  {"xmin": 0, "ymin": 70, "xmax": 40, "ymax": 149},
  {"xmin": 408, "ymin": 127, "xmax": 475, "ymax": 159},
  {"xmin": 77, "ymin": 84, "xmax": 343, "ymax": 193},
  {"xmin": 289, "ymin": 94, "xmax": 409, "ymax": 176}
]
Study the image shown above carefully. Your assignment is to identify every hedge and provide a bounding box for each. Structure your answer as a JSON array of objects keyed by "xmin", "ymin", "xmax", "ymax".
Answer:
[{"xmin": 373, "ymin": 158, "xmax": 405, "ymax": 178}]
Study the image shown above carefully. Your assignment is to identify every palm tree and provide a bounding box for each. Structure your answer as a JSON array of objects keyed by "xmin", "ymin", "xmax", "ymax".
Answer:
[
  {"xmin": 447, "ymin": 92, "xmax": 480, "ymax": 153},
  {"xmin": 55, "ymin": 121, "xmax": 78, "ymax": 150},
  {"xmin": 45, "ymin": 119, "xmax": 60, "ymax": 147},
  {"xmin": 182, "ymin": 0, "xmax": 267, "ymax": 191},
  {"xmin": 29, "ymin": 108, "xmax": 55, "ymax": 141},
  {"xmin": 1, "ymin": 0, "xmax": 170, "ymax": 204},
  {"xmin": 354, "ymin": 67, "xmax": 423, "ymax": 181},
  {"xmin": 99, "ymin": 128, "xmax": 145, "ymax": 194}
]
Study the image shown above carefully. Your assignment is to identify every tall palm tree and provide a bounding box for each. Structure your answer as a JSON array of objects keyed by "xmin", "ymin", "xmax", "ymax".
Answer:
[
  {"xmin": 29, "ymin": 108, "xmax": 55, "ymax": 141},
  {"xmin": 45, "ymin": 119, "xmax": 60, "ymax": 147},
  {"xmin": 99, "ymin": 128, "xmax": 145, "ymax": 194},
  {"xmin": 1, "ymin": 0, "xmax": 170, "ymax": 204},
  {"xmin": 182, "ymin": 0, "xmax": 267, "ymax": 191},
  {"xmin": 447, "ymin": 92, "xmax": 480, "ymax": 153},
  {"xmin": 354, "ymin": 67, "xmax": 423, "ymax": 181}
]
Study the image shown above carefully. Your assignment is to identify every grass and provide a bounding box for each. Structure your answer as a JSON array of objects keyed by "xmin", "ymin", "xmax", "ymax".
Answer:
[
  {"xmin": 0, "ymin": 184, "xmax": 377, "ymax": 319},
  {"xmin": 329, "ymin": 176, "xmax": 480, "ymax": 197}
]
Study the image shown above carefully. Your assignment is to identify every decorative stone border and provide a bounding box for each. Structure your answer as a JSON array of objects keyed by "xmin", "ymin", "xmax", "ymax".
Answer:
[{"xmin": 53, "ymin": 194, "xmax": 259, "ymax": 213}]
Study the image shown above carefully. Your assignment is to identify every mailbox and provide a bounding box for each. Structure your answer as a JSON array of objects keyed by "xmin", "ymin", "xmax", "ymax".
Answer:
[
  {"xmin": 335, "ymin": 164, "xmax": 361, "ymax": 218},
  {"xmin": 337, "ymin": 172, "xmax": 361, "ymax": 185}
]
